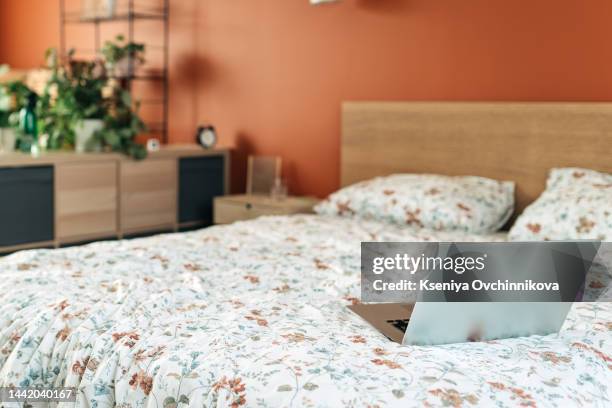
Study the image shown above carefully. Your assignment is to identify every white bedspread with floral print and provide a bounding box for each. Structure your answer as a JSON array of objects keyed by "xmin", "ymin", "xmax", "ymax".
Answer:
[{"xmin": 0, "ymin": 215, "xmax": 610, "ymax": 407}]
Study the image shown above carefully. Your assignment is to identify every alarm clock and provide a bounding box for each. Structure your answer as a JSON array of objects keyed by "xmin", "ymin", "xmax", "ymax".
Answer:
[
  {"xmin": 196, "ymin": 125, "xmax": 217, "ymax": 149},
  {"xmin": 146, "ymin": 138, "xmax": 161, "ymax": 152}
]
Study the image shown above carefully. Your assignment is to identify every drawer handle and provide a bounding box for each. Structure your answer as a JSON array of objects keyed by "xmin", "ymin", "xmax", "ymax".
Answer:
[{"xmin": 245, "ymin": 203, "xmax": 253, "ymax": 210}]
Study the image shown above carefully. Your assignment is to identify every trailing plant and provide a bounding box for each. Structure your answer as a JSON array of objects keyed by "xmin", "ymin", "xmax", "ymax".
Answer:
[
  {"xmin": 38, "ymin": 50, "xmax": 82, "ymax": 149},
  {"xmin": 38, "ymin": 48, "xmax": 147, "ymax": 158},
  {"xmin": 0, "ymin": 79, "xmax": 31, "ymax": 127},
  {"xmin": 69, "ymin": 60, "xmax": 107, "ymax": 119},
  {"xmin": 101, "ymin": 35, "xmax": 145, "ymax": 76},
  {"xmin": 93, "ymin": 85, "xmax": 147, "ymax": 160},
  {"xmin": 0, "ymin": 86, "xmax": 12, "ymax": 128}
]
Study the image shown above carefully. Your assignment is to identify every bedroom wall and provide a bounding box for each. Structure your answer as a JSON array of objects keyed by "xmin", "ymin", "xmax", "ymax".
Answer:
[{"xmin": 1, "ymin": 0, "xmax": 612, "ymax": 196}]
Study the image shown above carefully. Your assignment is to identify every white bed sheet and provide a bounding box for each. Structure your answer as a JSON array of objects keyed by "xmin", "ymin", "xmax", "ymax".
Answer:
[{"xmin": 0, "ymin": 215, "xmax": 610, "ymax": 407}]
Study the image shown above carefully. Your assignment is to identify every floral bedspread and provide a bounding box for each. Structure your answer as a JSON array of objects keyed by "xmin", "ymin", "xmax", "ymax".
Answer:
[{"xmin": 0, "ymin": 215, "xmax": 610, "ymax": 407}]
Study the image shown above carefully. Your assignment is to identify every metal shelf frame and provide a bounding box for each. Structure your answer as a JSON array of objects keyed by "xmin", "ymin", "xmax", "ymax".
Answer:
[{"xmin": 59, "ymin": 0, "xmax": 170, "ymax": 143}]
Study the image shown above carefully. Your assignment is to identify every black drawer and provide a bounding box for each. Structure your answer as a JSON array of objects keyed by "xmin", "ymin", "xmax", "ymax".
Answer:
[
  {"xmin": 178, "ymin": 156, "xmax": 225, "ymax": 225},
  {"xmin": 0, "ymin": 166, "xmax": 54, "ymax": 247}
]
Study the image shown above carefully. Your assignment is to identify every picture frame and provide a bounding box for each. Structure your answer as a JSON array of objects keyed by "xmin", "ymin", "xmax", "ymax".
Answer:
[{"xmin": 247, "ymin": 156, "xmax": 282, "ymax": 195}]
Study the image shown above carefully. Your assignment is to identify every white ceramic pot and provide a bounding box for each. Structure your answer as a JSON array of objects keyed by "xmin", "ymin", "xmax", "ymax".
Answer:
[
  {"xmin": 105, "ymin": 0, "xmax": 116, "ymax": 18},
  {"xmin": 114, "ymin": 57, "xmax": 131, "ymax": 78},
  {"xmin": 111, "ymin": 56, "xmax": 142, "ymax": 78},
  {"xmin": 0, "ymin": 128, "xmax": 16, "ymax": 154},
  {"xmin": 75, "ymin": 119, "xmax": 104, "ymax": 153}
]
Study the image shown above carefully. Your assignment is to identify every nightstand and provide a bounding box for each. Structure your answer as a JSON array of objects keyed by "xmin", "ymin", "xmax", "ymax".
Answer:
[{"xmin": 213, "ymin": 194, "xmax": 320, "ymax": 224}]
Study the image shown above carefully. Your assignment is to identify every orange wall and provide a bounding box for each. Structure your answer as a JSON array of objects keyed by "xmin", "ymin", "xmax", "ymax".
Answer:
[
  {"xmin": 0, "ymin": 1, "xmax": 59, "ymax": 67},
  {"xmin": 2, "ymin": 0, "xmax": 612, "ymax": 196}
]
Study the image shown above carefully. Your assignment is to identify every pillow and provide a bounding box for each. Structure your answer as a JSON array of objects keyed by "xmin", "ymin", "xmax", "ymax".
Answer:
[
  {"xmin": 315, "ymin": 174, "xmax": 515, "ymax": 233},
  {"xmin": 509, "ymin": 168, "xmax": 612, "ymax": 241}
]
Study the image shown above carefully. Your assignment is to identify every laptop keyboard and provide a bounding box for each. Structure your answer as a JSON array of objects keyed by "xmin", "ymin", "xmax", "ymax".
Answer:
[{"xmin": 387, "ymin": 319, "xmax": 410, "ymax": 333}]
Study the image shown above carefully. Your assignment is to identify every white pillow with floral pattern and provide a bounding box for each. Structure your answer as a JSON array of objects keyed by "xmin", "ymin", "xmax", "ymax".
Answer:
[
  {"xmin": 315, "ymin": 174, "xmax": 515, "ymax": 233},
  {"xmin": 509, "ymin": 168, "xmax": 612, "ymax": 241}
]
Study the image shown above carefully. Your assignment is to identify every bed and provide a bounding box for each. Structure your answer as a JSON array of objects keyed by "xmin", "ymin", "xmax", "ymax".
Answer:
[{"xmin": 1, "ymin": 102, "xmax": 612, "ymax": 407}]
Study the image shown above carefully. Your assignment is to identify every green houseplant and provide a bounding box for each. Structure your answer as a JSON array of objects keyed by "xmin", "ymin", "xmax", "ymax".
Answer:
[
  {"xmin": 68, "ymin": 55, "xmax": 107, "ymax": 153},
  {"xmin": 0, "ymin": 69, "xmax": 32, "ymax": 152},
  {"xmin": 101, "ymin": 35, "xmax": 145, "ymax": 78},
  {"xmin": 0, "ymin": 81, "xmax": 14, "ymax": 152},
  {"xmin": 0, "ymin": 77, "xmax": 31, "ymax": 119},
  {"xmin": 93, "ymin": 85, "xmax": 147, "ymax": 160},
  {"xmin": 38, "ymin": 48, "xmax": 147, "ymax": 159},
  {"xmin": 39, "ymin": 49, "xmax": 108, "ymax": 151}
]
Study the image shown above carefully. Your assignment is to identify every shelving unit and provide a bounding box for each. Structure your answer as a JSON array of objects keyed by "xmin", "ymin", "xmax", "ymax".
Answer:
[{"xmin": 58, "ymin": 0, "xmax": 170, "ymax": 143}]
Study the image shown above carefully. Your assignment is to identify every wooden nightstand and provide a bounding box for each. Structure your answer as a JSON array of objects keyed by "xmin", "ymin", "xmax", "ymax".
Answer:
[{"xmin": 213, "ymin": 194, "xmax": 320, "ymax": 224}]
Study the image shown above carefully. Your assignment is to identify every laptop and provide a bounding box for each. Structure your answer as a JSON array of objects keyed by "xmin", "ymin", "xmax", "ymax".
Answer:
[
  {"xmin": 352, "ymin": 241, "xmax": 603, "ymax": 346},
  {"xmin": 348, "ymin": 301, "xmax": 574, "ymax": 346}
]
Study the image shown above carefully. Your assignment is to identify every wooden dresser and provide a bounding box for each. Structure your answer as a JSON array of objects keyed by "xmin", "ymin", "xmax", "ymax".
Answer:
[{"xmin": 0, "ymin": 145, "xmax": 229, "ymax": 253}]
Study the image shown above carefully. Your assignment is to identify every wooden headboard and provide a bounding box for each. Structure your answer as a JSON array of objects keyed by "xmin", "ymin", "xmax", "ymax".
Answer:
[{"xmin": 342, "ymin": 102, "xmax": 612, "ymax": 214}]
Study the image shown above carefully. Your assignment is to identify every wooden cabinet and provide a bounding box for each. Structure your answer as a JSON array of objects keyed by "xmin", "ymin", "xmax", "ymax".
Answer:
[
  {"xmin": 0, "ymin": 146, "xmax": 229, "ymax": 253},
  {"xmin": 56, "ymin": 161, "xmax": 118, "ymax": 243},
  {"xmin": 120, "ymin": 158, "xmax": 177, "ymax": 234},
  {"xmin": 179, "ymin": 156, "xmax": 226, "ymax": 228},
  {"xmin": 0, "ymin": 166, "xmax": 54, "ymax": 250}
]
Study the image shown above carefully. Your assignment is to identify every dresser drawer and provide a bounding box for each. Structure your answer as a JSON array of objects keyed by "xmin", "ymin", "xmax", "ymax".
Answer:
[
  {"xmin": 214, "ymin": 200, "xmax": 288, "ymax": 224},
  {"xmin": 56, "ymin": 162, "xmax": 118, "ymax": 242},
  {"xmin": 213, "ymin": 195, "xmax": 318, "ymax": 225},
  {"xmin": 120, "ymin": 159, "xmax": 177, "ymax": 233}
]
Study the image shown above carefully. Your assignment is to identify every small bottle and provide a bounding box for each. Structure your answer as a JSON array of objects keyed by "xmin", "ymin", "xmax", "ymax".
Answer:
[{"xmin": 19, "ymin": 92, "xmax": 39, "ymax": 156}]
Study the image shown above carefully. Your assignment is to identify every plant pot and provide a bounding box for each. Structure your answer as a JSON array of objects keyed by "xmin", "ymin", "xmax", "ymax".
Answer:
[
  {"xmin": 106, "ymin": 0, "xmax": 117, "ymax": 18},
  {"xmin": 82, "ymin": 0, "xmax": 116, "ymax": 19},
  {"xmin": 110, "ymin": 57, "xmax": 141, "ymax": 78},
  {"xmin": 0, "ymin": 128, "xmax": 16, "ymax": 154},
  {"xmin": 74, "ymin": 119, "xmax": 104, "ymax": 153}
]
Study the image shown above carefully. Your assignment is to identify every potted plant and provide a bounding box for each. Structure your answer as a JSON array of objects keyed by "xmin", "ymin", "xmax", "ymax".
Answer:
[
  {"xmin": 93, "ymin": 86, "xmax": 147, "ymax": 159},
  {"xmin": 0, "ymin": 101, "xmax": 13, "ymax": 153},
  {"xmin": 0, "ymin": 68, "xmax": 31, "ymax": 153},
  {"xmin": 39, "ymin": 49, "xmax": 108, "ymax": 152},
  {"xmin": 70, "ymin": 58, "xmax": 107, "ymax": 152},
  {"xmin": 101, "ymin": 35, "xmax": 145, "ymax": 78},
  {"xmin": 36, "ymin": 48, "xmax": 147, "ymax": 159}
]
